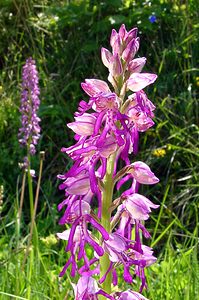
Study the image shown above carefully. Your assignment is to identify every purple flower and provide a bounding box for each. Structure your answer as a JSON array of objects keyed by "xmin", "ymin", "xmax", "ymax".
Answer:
[
  {"xmin": 103, "ymin": 233, "xmax": 127, "ymax": 263},
  {"xmin": 61, "ymin": 134, "xmax": 117, "ymax": 194},
  {"xmin": 123, "ymin": 193, "xmax": 159, "ymax": 221},
  {"xmin": 116, "ymin": 290, "xmax": 149, "ymax": 299},
  {"xmin": 57, "ymin": 199, "xmax": 109, "ymax": 277},
  {"xmin": 122, "ymin": 38, "xmax": 140, "ymax": 64},
  {"xmin": 18, "ymin": 57, "xmax": 41, "ymax": 155},
  {"xmin": 58, "ymin": 171, "xmax": 91, "ymax": 195},
  {"xmin": 127, "ymin": 73, "xmax": 157, "ymax": 92},
  {"xmin": 57, "ymin": 24, "xmax": 159, "ymax": 298},
  {"xmin": 81, "ymin": 79, "xmax": 111, "ymax": 97},
  {"xmin": 72, "ymin": 275, "xmax": 114, "ymax": 299},
  {"xmin": 126, "ymin": 161, "xmax": 159, "ymax": 185},
  {"xmin": 127, "ymin": 57, "xmax": 147, "ymax": 73},
  {"xmin": 99, "ymin": 229, "xmax": 157, "ymax": 288},
  {"xmin": 67, "ymin": 113, "xmax": 96, "ymax": 136}
]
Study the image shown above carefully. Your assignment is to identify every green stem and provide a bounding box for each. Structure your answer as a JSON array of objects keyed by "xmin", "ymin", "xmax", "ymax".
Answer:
[
  {"xmin": 24, "ymin": 152, "xmax": 44, "ymax": 267},
  {"xmin": 27, "ymin": 248, "xmax": 34, "ymax": 299},
  {"xmin": 15, "ymin": 176, "xmax": 20, "ymax": 295},
  {"xmin": 25, "ymin": 154, "xmax": 34, "ymax": 299},
  {"xmin": 18, "ymin": 170, "xmax": 26, "ymax": 230},
  {"xmin": 99, "ymin": 152, "xmax": 116, "ymax": 296},
  {"xmin": 27, "ymin": 154, "xmax": 34, "ymax": 220}
]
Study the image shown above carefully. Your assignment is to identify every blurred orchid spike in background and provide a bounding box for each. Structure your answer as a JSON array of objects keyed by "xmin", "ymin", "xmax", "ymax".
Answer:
[
  {"xmin": 19, "ymin": 57, "xmax": 41, "ymax": 158},
  {"xmin": 57, "ymin": 24, "xmax": 159, "ymax": 299}
]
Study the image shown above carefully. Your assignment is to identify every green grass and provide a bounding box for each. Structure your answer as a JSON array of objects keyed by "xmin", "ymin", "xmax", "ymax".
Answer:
[
  {"xmin": 145, "ymin": 241, "xmax": 199, "ymax": 300},
  {"xmin": 0, "ymin": 0, "xmax": 199, "ymax": 299}
]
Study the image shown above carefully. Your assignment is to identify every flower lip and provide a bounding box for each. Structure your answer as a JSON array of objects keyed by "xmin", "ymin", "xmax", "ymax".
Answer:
[
  {"xmin": 103, "ymin": 233, "xmax": 127, "ymax": 262},
  {"xmin": 73, "ymin": 275, "xmax": 100, "ymax": 299},
  {"xmin": 73, "ymin": 201, "xmax": 91, "ymax": 217},
  {"xmin": 118, "ymin": 289, "xmax": 149, "ymax": 300}
]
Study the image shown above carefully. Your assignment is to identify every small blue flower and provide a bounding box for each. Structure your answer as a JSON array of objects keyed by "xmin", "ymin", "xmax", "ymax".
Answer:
[{"xmin": 149, "ymin": 15, "xmax": 157, "ymax": 23}]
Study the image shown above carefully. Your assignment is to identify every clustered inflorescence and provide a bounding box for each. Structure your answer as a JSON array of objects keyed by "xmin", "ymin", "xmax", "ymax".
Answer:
[
  {"xmin": 18, "ymin": 57, "xmax": 41, "ymax": 159},
  {"xmin": 57, "ymin": 24, "xmax": 159, "ymax": 300}
]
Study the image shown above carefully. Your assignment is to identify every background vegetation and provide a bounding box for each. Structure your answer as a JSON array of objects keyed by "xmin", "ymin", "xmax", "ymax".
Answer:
[{"xmin": 0, "ymin": 0, "xmax": 199, "ymax": 299}]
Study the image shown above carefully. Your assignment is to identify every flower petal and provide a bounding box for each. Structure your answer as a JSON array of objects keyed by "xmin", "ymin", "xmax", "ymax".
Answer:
[
  {"xmin": 128, "ymin": 57, "xmax": 147, "ymax": 73},
  {"xmin": 81, "ymin": 79, "xmax": 111, "ymax": 96},
  {"xmin": 109, "ymin": 54, "xmax": 123, "ymax": 76},
  {"xmin": 127, "ymin": 73, "xmax": 157, "ymax": 92},
  {"xmin": 122, "ymin": 38, "xmax": 139, "ymax": 63},
  {"xmin": 127, "ymin": 161, "xmax": 159, "ymax": 185},
  {"xmin": 118, "ymin": 289, "xmax": 149, "ymax": 300},
  {"xmin": 101, "ymin": 47, "xmax": 112, "ymax": 68}
]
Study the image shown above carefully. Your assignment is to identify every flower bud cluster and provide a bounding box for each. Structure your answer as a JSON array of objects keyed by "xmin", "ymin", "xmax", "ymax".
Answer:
[
  {"xmin": 58, "ymin": 24, "xmax": 159, "ymax": 299},
  {"xmin": 18, "ymin": 57, "xmax": 41, "ymax": 156}
]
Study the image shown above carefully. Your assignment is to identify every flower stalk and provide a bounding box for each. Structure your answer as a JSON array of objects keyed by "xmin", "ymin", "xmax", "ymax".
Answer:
[
  {"xmin": 18, "ymin": 58, "xmax": 42, "ymax": 293},
  {"xmin": 18, "ymin": 169, "xmax": 26, "ymax": 226},
  {"xmin": 18, "ymin": 57, "xmax": 41, "ymax": 221},
  {"xmin": 27, "ymin": 155, "xmax": 34, "ymax": 219},
  {"xmin": 100, "ymin": 153, "xmax": 116, "ymax": 294},
  {"xmin": 22, "ymin": 151, "xmax": 44, "ymax": 269}
]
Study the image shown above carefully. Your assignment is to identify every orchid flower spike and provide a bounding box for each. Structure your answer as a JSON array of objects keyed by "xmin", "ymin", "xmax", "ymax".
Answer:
[{"xmin": 57, "ymin": 24, "xmax": 159, "ymax": 298}]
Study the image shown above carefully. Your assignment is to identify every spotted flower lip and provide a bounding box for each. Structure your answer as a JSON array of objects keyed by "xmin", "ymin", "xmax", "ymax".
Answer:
[
  {"xmin": 127, "ymin": 91, "xmax": 156, "ymax": 119},
  {"xmin": 91, "ymin": 92, "xmax": 119, "ymax": 112},
  {"xmin": 125, "ymin": 91, "xmax": 156, "ymax": 132},
  {"xmin": 58, "ymin": 210, "xmax": 110, "ymax": 277},
  {"xmin": 60, "ymin": 134, "xmax": 117, "ymax": 194},
  {"xmin": 127, "ymin": 108, "xmax": 155, "ymax": 132},
  {"xmin": 58, "ymin": 199, "xmax": 90, "ymax": 225}
]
